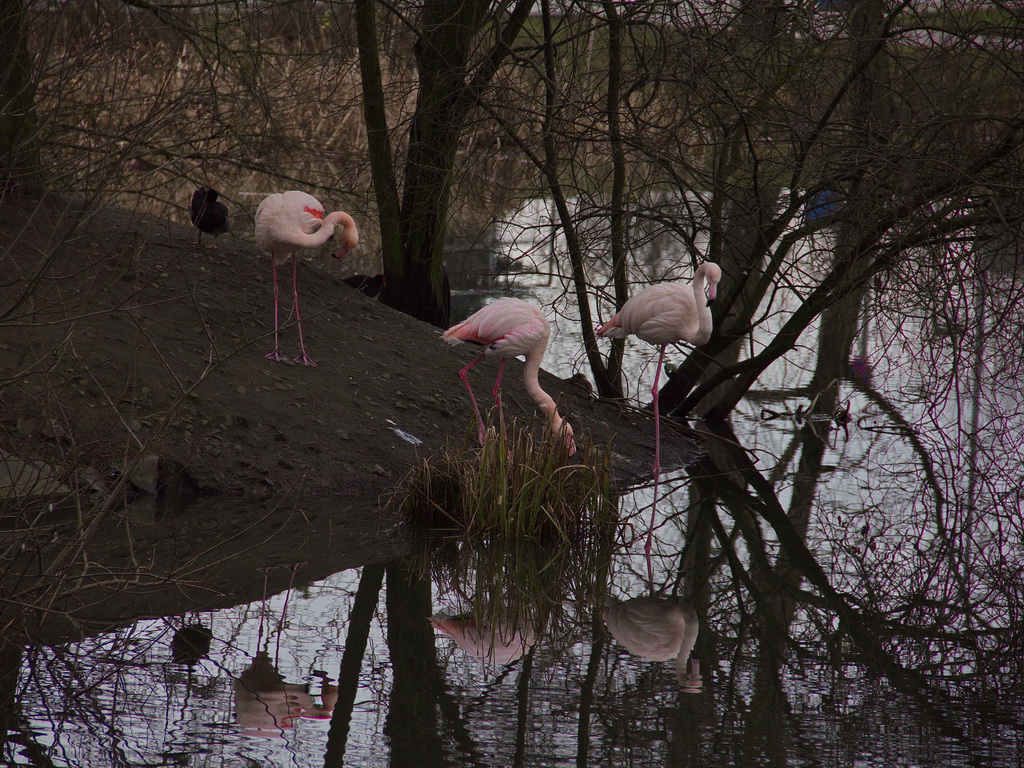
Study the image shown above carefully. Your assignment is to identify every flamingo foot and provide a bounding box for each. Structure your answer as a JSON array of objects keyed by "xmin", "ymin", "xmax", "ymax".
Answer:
[
  {"xmin": 265, "ymin": 350, "xmax": 289, "ymax": 363},
  {"xmin": 293, "ymin": 354, "xmax": 317, "ymax": 367}
]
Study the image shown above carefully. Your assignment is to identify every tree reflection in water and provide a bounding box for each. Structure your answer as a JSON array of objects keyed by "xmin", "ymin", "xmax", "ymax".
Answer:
[{"xmin": 6, "ymin": 282, "xmax": 1024, "ymax": 766}]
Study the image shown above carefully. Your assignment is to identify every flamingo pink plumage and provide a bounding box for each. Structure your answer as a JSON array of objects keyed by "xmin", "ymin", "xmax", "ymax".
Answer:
[
  {"xmin": 603, "ymin": 595, "xmax": 702, "ymax": 691},
  {"xmin": 442, "ymin": 297, "xmax": 576, "ymax": 456},
  {"xmin": 429, "ymin": 614, "xmax": 536, "ymax": 666},
  {"xmin": 597, "ymin": 262, "xmax": 721, "ymax": 582},
  {"xmin": 254, "ymin": 190, "xmax": 359, "ymax": 366}
]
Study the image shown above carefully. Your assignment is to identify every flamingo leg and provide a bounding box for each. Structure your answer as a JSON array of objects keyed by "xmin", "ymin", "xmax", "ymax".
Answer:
[
  {"xmin": 491, "ymin": 359, "xmax": 506, "ymax": 409},
  {"xmin": 458, "ymin": 354, "xmax": 488, "ymax": 446},
  {"xmin": 265, "ymin": 255, "xmax": 288, "ymax": 362},
  {"xmin": 644, "ymin": 344, "xmax": 667, "ymax": 586},
  {"xmin": 291, "ymin": 255, "xmax": 317, "ymax": 367},
  {"xmin": 492, "ymin": 359, "xmax": 508, "ymax": 444}
]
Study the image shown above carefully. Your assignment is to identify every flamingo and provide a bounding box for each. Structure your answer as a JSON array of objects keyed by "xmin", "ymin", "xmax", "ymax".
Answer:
[
  {"xmin": 234, "ymin": 651, "xmax": 336, "ymax": 731},
  {"xmin": 190, "ymin": 186, "xmax": 229, "ymax": 248},
  {"xmin": 442, "ymin": 297, "xmax": 576, "ymax": 456},
  {"xmin": 254, "ymin": 190, "xmax": 359, "ymax": 366},
  {"xmin": 603, "ymin": 595, "xmax": 702, "ymax": 691},
  {"xmin": 429, "ymin": 614, "xmax": 536, "ymax": 666},
  {"xmin": 596, "ymin": 262, "xmax": 721, "ymax": 581}
]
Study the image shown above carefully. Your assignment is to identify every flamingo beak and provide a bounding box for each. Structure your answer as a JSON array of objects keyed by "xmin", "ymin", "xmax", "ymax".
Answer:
[
  {"xmin": 333, "ymin": 246, "xmax": 350, "ymax": 260},
  {"xmin": 705, "ymin": 282, "xmax": 717, "ymax": 307}
]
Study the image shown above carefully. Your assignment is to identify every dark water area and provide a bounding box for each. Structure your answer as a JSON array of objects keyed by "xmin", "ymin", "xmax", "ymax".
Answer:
[{"xmin": 5, "ymin": 412, "xmax": 1024, "ymax": 768}]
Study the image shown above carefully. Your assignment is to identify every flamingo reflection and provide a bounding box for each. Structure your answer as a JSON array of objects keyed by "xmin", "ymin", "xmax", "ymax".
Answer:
[
  {"xmin": 603, "ymin": 595, "xmax": 702, "ymax": 692},
  {"xmin": 429, "ymin": 613, "xmax": 536, "ymax": 666},
  {"xmin": 234, "ymin": 651, "xmax": 337, "ymax": 734}
]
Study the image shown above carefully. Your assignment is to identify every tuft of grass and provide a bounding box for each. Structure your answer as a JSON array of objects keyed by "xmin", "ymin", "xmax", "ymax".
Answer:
[{"xmin": 392, "ymin": 418, "xmax": 618, "ymax": 543}]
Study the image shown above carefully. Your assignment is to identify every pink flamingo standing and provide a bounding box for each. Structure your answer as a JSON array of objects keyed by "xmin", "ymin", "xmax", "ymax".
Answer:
[
  {"xmin": 442, "ymin": 297, "xmax": 576, "ymax": 456},
  {"xmin": 597, "ymin": 262, "xmax": 721, "ymax": 582},
  {"xmin": 254, "ymin": 190, "xmax": 359, "ymax": 366}
]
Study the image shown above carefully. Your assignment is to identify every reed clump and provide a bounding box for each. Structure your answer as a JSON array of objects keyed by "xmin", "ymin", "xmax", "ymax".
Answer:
[
  {"xmin": 394, "ymin": 420, "xmax": 617, "ymax": 543},
  {"xmin": 405, "ymin": 533, "xmax": 612, "ymax": 658}
]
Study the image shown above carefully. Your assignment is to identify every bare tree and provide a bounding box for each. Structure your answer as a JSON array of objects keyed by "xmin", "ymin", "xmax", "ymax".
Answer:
[
  {"xmin": 533, "ymin": 0, "xmax": 1024, "ymax": 419},
  {"xmin": 357, "ymin": 0, "xmax": 535, "ymax": 326},
  {"xmin": 0, "ymin": 0, "xmax": 42, "ymax": 193}
]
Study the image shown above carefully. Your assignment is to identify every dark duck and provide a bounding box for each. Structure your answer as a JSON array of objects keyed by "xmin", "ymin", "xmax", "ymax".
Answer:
[{"xmin": 190, "ymin": 186, "xmax": 230, "ymax": 248}]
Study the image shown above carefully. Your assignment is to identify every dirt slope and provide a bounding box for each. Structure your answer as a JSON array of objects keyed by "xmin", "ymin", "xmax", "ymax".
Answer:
[{"xmin": 0, "ymin": 192, "xmax": 702, "ymax": 503}]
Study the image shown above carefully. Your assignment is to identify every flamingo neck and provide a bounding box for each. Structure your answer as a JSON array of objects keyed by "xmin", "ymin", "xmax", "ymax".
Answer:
[
  {"xmin": 524, "ymin": 347, "xmax": 575, "ymax": 452},
  {"xmin": 289, "ymin": 222, "xmax": 339, "ymax": 250},
  {"xmin": 691, "ymin": 267, "xmax": 714, "ymax": 345},
  {"xmin": 674, "ymin": 606, "xmax": 700, "ymax": 689},
  {"xmin": 326, "ymin": 211, "xmax": 358, "ymax": 246},
  {"xmin": 522, "ymin": 346, "xmax": 556, "ymax": 416},
  {"xmin": 676, "ymin": 610, "xmax": 699, "ymax": 663}
]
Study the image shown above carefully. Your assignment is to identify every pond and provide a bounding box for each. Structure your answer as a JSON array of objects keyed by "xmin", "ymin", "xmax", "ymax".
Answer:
[{"xmin": 6, "ymin": 211, "xmax": 1024, "ymax": 767}]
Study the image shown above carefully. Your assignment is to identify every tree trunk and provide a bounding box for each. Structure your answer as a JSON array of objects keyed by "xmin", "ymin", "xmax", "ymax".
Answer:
[
  {"xmin": 384, "ymin": 560, "xmax": 446, "ymax": 765},
  {"xmin": 539, "ymin": 0, "xmax": 621, "ymax": 396},
  {"xmin": 600, "ymin": 0, "xmax": 627, "ymax": 394},
  {"xmin": 354, "ymin": 0, "xmax": 404, "ymax": 287},
  {"xmin": 369, "ymin": 0, "xmax": 533, "ymax": 328}
]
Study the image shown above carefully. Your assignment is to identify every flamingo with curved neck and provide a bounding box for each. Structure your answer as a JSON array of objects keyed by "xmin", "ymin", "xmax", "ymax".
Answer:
[
  {"xmin": 597, "ymin": 262, "xmax": 722, "ymax": 582},
  {"xmin": 443, "ymin": 297, "xmax": 576, "ymax": 456},
  {"xmin": 603, "ymin": 595, "xmax": 702, "ymax": 691},
  {"xmin": 255, "ymin": 190, "xmax": 359, "ymax": 366}
]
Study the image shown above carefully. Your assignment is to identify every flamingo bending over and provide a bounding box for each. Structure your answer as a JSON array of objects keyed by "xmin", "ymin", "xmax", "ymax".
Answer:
[
  {"xmin": 603, "ymin": 595, "xmax": 702, "ymax": 691},
  {"xmin": 429, "ymin": 614, "xmax": 536, "ymax": 666},
  {"xmin": 190, "ymin": 187, "xmax": 229, "ymax": 248},
  {"xmin": 254, "ymin": 190, "xmax": 359, "ymax": 366},
  {"xmin": 442, "ymin": 297, "xmax": 576, "ymax": 456},
  {"xmin": 596, "ymin": 262, "xmax": 721, "ymax": 581}
]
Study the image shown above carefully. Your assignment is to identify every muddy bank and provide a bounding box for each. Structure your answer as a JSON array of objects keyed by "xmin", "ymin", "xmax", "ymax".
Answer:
[{"xmin": 0, "ymin": 192, "xmax": 703, "ymax": 502}]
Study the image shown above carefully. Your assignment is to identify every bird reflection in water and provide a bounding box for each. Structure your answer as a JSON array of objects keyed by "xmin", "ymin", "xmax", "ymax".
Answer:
[
  {"xmin": 429, "ymin": 613, "xmax": 537, "ymax": 666},
  {"xmin": 170, "ymin": 623, "xmax": 213, "ymax": 666},
  {"xmin": 603, "ymin": 595, "xmax": 703, "ymax": 692},
  {"xmin": 234, "ymin": 651, "xmax": 338, "ymax": 735}
]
